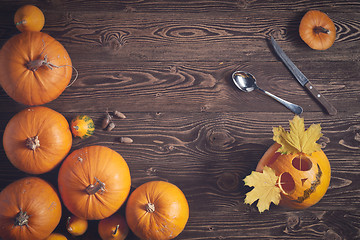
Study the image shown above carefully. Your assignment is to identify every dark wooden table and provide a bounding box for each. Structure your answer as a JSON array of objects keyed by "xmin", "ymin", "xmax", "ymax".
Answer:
[{"xmin": 1, "ymin": 1, "xmax": 359, "ymax": 239}]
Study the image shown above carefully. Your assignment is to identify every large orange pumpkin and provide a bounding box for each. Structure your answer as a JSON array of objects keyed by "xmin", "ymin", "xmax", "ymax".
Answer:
[
  {"xmin": 299, "ymin": 10, "xmax": 336, "ymax": 50},
  {"xmin": 0, "ymin": 177, "xmax": 62, "ymax": 240},
  {"xmin": 126, "ymin": 181, "xmax": 189, "ymax": 240},
  {"xmin": 3, "ymin": 106, "xmax": 72, "ymax": 174},
  {"xmin": 256, "ymin": 143, "xmax": 331, "ymax": 209},
  {"xmin": 58, "ymin": 146, "xmax": 131, "ymax": 220},
  {"xmin": 0, "ymin": 31, "xmax": 73, "ymax": 105}
]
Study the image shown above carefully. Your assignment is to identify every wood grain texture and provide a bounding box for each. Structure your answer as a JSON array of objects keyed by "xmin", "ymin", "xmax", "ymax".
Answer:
[
  {"xmin": 1, "ymin": 6, "xmax": 360, "ymax": 61},
  {"xmin": 21, "ymin": 12, "xmax": 360, "ymax": 62},
  {"xmin": 0, "ymin": 0, "xmax": 359, "ymax": 239},
  {"xmin": 0, "ymin": 61, "xmax": 358, "ymax": 113},
  {"xmin": 0, "ymin": 0, "xmax": 360, "ymax": 13}
]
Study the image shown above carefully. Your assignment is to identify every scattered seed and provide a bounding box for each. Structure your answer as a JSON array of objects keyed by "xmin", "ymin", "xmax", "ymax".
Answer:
[
  {"xmin": 107, "ymin": 122, "xmax": 116, "ymax": 132},
  {"xmin": 119, "ymin": 137, "xmax": 133, "ymax": 144},
  {"xmin": 114, "ymin": 110, "xmax": 126, "ymax": 119}
]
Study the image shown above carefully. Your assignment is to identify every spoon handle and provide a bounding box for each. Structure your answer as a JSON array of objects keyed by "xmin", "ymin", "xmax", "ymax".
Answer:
[{"xmin": 258, "ymin": 88, "xmax": 303, "ymax": 115}]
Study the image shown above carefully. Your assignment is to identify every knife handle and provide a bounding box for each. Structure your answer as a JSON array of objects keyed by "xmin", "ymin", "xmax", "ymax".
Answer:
[{"xmin": 304, "ymin": 82, "xmax": 337, "ymax": 115}]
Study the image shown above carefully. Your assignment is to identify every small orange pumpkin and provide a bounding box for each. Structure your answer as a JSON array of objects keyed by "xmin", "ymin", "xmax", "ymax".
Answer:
[
  {"xmin": 299, "ymin": 10, "xmax": 336, "ymax": 50},
  {"xmin": 3, "ymin": 106, "xmax": 72, "ymax": 174},
  {"xmin": 0, "ymin": 31, "xmax": 73, "ymax": 105},
  {"xmin": 98, "ymin": 213, "xmax": 129, "ymax": 240},
  {"xmin": 14, "ymin": 5, "xmax": 45, "ymax": 32},
  {"xmin": 58, "ymin": 146, "xmax": 131, "ymax": 220},
  {"xmin": 70, "ymin": 115, "xmax": 95, "ymax": 139},
  {"xmin": 256, "ymin": 143, "xmax": 331, "ymax": 209},
  {"xmin": 0, "ymin": 177, "xmax": 62, "ymax": 240},
  {"xmin": 126, "ymin": 181, "xmax": 189, "ymax": 240}
]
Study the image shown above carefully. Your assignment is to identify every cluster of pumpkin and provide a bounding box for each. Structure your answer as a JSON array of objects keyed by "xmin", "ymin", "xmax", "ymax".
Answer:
[{"xmin": 0, "ymin": 5, "xmax": 189, "ymax": 240}]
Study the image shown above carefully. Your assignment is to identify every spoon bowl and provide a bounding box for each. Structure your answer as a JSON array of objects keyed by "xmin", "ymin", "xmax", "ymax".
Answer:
[
  {"xmin": 232, "ymin": 70, "xmax": 303, "ymax": 115},
  {"xmin": 232, "ymin": 71, "xmax": 258, "ymax": 92}
]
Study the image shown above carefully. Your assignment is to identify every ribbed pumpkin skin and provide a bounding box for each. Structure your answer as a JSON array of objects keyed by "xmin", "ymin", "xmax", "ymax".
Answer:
[
  {"xmin": 256, "ymin": 143, "xmax": 331, "ymax": 209},
  {"xmin": 126, "ymin": 181, "xmax": 189, "ymax": 240},
  {"xmin": 58, "ymin": 146, "xmax": 131, "ymax": 220},
  {"xmin": 0, "ymin": 31, "xmax": 72, "ymax": 105},
  {"xmin": 3, "ymin": 106, "xmax": 72, "ymax": 174},
  {"xmin": 0, "ymin": 177, "xmax": 62, "ymax": 240}
]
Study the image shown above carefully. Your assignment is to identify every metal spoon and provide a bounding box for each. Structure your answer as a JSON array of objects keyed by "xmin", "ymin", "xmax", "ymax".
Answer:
[{"xmin": 232, "ymin": 71, "xmax": 303, "ymax": 115}]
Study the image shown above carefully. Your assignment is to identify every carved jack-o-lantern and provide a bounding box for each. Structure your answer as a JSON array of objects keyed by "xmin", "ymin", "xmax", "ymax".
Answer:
[{"xmin": 256, "ymin": 143, "xmax": 331, "ymax": 209}]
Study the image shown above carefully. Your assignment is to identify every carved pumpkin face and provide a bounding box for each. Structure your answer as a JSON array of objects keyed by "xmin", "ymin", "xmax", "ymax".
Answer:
[{"xmin": 256, "ymin": 143, "xmax": 331, "ymax": 209}]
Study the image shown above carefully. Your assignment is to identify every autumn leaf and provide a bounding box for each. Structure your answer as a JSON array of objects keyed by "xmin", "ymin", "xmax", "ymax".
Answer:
[
  {"xmin": 243, "ymin": 166, "xmax": 281, "ymax": 213},
  {"xmin": 273, "ymin": 115, "xmax": 322, "ymax": 155}
]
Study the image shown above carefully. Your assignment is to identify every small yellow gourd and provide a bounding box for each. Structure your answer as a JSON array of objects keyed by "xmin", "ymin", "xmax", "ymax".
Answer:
[
  {"xmin": 67, "ymin": 215, "xmax": 88, "ymax": 236},
  {"xmin": 70, "ymin": 115, "xmax": 95, "ymax": 139}
]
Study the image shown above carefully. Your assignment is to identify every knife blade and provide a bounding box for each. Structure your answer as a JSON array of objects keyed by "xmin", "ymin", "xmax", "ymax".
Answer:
[{"xmin": 270, "ymin": 36, "xmax": 337, "ymax": 115}]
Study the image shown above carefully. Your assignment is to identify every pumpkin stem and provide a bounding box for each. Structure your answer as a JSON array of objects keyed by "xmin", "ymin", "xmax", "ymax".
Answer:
[
  {"xmin": 86, "ymin": 177, "xmax": 106, "ymax": 195},
  {"xmin": 112, "ymin": 224, "xmax": 120, "ymax": 236},
  {"xmin": 145, "ymin": 203, "xmax": 155, "ymax": 213},
  {"xmin": 314, "ymin": 26, "xmax": 330, "ymax": 34},
  {"xmin": 15, "ymin": 209, "xmax": 29, "ymax": 226},
  {"xmin": 26, "ymin": 136, "xmax": 40, "ymax": 150},
  {"xmin": 26, "ymin": 55, "xmax": 59, "ymax": 71},
  {"xmin": 15, "ymin": 20, "xmax": 26, "ymax": 26},
  {"xmin": 67, "ymin": 216, "xmax": 74, "ymax": 231}
]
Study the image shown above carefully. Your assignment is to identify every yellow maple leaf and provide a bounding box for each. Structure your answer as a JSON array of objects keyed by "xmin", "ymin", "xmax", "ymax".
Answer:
[
  {"xmin": 243, "ymin": 166, "xmax": 281, "ymax": 213},
  {"xmin": 273, "ymin": 115, "xmax": 322, "ymax": 155}
]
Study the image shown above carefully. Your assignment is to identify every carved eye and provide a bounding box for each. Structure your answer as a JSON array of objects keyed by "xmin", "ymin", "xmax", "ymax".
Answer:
[
  {"xmin": 292, "ymin": 156, "xmax": 312, "ymax": 171},
  {"xmin": 278, "ymin": 172, "xmax": 295, "ymax": 195}
]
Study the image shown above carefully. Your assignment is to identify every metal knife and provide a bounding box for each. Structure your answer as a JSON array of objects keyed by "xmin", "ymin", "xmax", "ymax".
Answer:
[{"xmin": 270, "ymin": 36, "xmax": 337, "ymax": 115}]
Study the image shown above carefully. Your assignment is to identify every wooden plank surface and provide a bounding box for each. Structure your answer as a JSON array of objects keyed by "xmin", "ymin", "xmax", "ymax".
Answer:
[{"xmin": 0, "ymin": 0, "xmax": 359, "ymax": 239}]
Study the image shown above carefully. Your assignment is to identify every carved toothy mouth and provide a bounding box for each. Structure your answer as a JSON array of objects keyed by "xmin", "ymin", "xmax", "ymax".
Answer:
[{"xmin": 294, "ymin": 164, "xmax": 323, "ymax": 203}]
